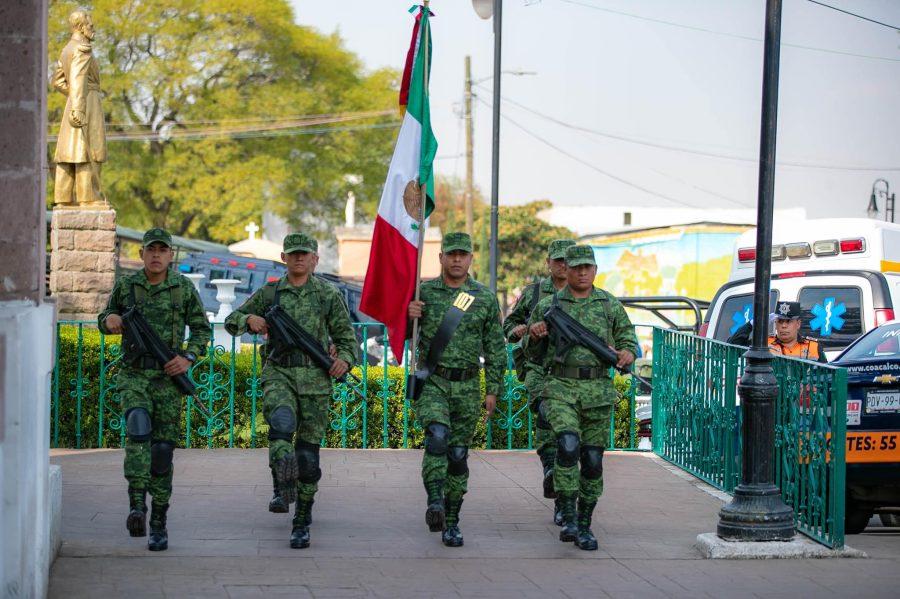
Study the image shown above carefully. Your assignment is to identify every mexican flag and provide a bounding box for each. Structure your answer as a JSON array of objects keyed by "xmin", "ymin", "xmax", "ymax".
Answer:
[{"xmin": 360, "ymin": 6, "xmax": 437, "ymax": 361}]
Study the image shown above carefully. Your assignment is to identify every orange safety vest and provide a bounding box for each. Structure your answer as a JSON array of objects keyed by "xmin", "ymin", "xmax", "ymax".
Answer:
[{"xmin": 767, "ymin": 336, "xmax": 823, "ymax": 361}]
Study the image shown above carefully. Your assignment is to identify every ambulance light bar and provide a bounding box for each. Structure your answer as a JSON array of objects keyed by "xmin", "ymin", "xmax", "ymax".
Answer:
[{"xmin": 738, "ymin": 237, "xmax": 866, "ymax": 263}]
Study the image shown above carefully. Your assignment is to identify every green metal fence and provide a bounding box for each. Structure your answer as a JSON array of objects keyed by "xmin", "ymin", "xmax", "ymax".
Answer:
[
  {"xmin": 51, "ymin": 321, "xmax": 641, "ymax": 452},
  {"xmin": 651, "ymin": 327, "xmax": 847, "ymax": 548}
]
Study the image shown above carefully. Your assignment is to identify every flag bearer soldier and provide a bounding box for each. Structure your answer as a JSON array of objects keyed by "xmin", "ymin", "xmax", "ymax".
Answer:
[
  {"xmin": 224, "ymin": 233, "xmax": 358, "ymax": 549},
  {"xmin": 98, "ymin": 228, "xmax": 211, "ymax": 551},
  {"xmin": 525, "ymin": 245, "xmax": 637, "ymax": 550},
  {"xmin": 407, "ymin": 232, "xmax": 507, "ymax": 547},
  {"xmin": 503, "ymin": 239, "xmax": 575, "ymax": 526}
]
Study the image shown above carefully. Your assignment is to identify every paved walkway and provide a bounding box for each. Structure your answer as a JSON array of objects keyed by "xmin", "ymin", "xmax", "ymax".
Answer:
[{"xmin": 50, "ymin": 449, "xmax": 900, "ymax": 598}]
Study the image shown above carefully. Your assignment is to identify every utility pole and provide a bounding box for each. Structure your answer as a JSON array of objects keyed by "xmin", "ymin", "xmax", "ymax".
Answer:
[
  {"xmin": 488, "ymin": 0, "xmax": 502, "ymax": 294},
  {"xmin": 464, "ymin": 55, "xmax": 475, "ymax": 239}
]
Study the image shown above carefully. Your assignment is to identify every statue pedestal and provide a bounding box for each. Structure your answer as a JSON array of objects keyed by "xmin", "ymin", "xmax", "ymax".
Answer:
[{"xmin": 49, "ymin": 209, "xmax": 117, "ymax": 322}]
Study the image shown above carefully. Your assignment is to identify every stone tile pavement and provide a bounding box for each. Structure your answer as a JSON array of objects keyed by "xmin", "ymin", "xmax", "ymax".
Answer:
[{"xmin": 49, "ymin": 449, "xmax": 900, "ymax": 598}]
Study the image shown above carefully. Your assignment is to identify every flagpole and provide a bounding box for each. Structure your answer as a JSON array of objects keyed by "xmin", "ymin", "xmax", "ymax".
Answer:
[{"xmin": 409, "ymin": 0, "xmax": 430, "ymax": 374}]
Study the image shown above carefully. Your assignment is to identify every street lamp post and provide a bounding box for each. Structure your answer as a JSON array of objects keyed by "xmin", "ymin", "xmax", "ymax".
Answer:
[
  {"xmin": 488, "ymin": 0, "xmax": 503, "ymax": 294},
  {"xmin": 716, "ymin": 0, "xmax": 794, "ymax": 541}
]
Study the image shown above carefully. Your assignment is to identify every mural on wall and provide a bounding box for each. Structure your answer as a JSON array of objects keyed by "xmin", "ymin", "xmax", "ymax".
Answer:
[{"xmin": 585, "ymin": 224, "xmax": 750, "ymax": 358}]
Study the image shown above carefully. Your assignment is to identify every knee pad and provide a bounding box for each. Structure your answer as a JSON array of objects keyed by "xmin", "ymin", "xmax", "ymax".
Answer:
[
  {"xmin": 536, "ymin": 400, "xmax": 551, "ymax": 430},
  {"xmin": 295, "ymin": 441, "xmax": 322, "ymax": 484},
  {"xmin": 447, "ymin": 446, "xmax": 469, "ymax": 476},
  {"xmin": 125, "ymin": 407, "xmax": 151, "ymax": 442},
  {"xmin": 580, "ymin": 445, "xmax": 605, "ymax": 479},
  {"xmin": 267, "ymin": 406, "xmax": 296, "ymax": 441},
  {"xmin": 556, "ymin": 431, "xmax": 580, "ymax": 468},
  {"xmin": 424, "ymin": 423, "xmax": 449, "ymax": 456},
  {"xmin": 150, "ymin": 440, "xmax": 175, "ymax": 476}
]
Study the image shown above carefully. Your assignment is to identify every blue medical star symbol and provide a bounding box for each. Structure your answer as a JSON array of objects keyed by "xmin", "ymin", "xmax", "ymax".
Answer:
[
  {"xmin": 810, "ymin": 297, "xmax": 846, "ymax": 337},
  {"xmin": 730, "ymin": 303, "xmax": 753, "ymax": 334}
]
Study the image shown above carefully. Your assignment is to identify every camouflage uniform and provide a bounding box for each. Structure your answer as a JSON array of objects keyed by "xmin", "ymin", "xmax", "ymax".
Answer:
[
  {"xmin": 224, "ymin": 233, "xmax": 357, "ymax": 548},
  {"xmin": 413, "ymin": 232, "xmax": 506, "ymax": 546},
  {"xmin": 503, "ymin": 239, "xmax": 574, "ymax": 509},
  {"xmin": 97, "ymin": 228, "xmax": 210, "ymax": 549},
  {"xmin": 525, "ymin": 244, "xmax": 637, "ymax": 549}
]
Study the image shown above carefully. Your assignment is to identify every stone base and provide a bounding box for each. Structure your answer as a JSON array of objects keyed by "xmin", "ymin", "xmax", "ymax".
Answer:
[
  {"xmin": 49, "ymin": 465, "xmax": 62, "ymax": 565},
  {"xmin": 696, "ymin": 532, "xmax": 867, "ymax": 559},
  {"xmin": 50, "ymin": 208, "xmax": 117, "ymax": 321}
]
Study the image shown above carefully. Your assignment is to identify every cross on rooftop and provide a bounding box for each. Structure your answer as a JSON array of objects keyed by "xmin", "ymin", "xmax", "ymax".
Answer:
[{"xmin": 245, "ymin": 221, "xmax": 260, "ymax": 240}]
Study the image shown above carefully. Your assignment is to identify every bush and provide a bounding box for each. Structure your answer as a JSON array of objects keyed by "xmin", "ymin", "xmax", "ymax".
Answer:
[{"xmin": 52, "ymin": 324, "xmax": 637, "ymax": 450}]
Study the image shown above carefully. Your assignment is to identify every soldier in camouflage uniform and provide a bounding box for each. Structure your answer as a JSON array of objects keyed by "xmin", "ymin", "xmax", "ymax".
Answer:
[
  {"xmin": 504, "ymin": 239, "xmax": 574, "ymax": 526},
  {"xmin": 98, "ymin": 228, "xmax": 210, "ymax": 551},
  {"xmin": 224, "ymin": 233, "xmax": 357, "ymax": 549},
  {"xmin": 525, "ymin": 245, "xmax": 637, "ymax": 550},
  {"xmin": 407, "ymin": 232, "xmax": 506, "ymax": 547}
]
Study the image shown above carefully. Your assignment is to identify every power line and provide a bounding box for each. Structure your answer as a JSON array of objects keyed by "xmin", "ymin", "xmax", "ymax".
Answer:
[
  {"xmin": 554, "ymin": 0, "xmax": 900, "ymax": 63},
  {"xmin": 474, "ymin": 95, "xmax": 706, "ymax": 209},
  {"xmin": 474, "ymin": 83, "xmax": 900, "ymax": 172},
  {"xmin": 48, "ymin": 121, "xmax": 399, "ymax": 143},
  {"xmin": 807, "ymin": 0, "xmax": 900, "ymax": 31}
]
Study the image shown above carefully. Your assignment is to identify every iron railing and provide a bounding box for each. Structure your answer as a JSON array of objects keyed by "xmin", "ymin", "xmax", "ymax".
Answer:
[
  {"xmin": 651, "ymin": 327, "xmax": 847, "ymax": 548},
  {"xmin": 51, "ymin": 321, "xmax": 641, "ymax": 452}
]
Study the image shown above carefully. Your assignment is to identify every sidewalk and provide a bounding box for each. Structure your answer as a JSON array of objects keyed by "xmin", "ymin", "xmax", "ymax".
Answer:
[{"xmin": 49, "ymin": 449, "xmax": 900, "ymax": 598}]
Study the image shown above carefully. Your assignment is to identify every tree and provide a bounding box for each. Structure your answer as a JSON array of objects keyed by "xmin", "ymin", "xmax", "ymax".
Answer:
[
  {"xmin": 47, "ymin": 0, "xmax": 399, "ymax": 243},
  {"xmin": 472, "ymin": 200, "xmax": 576, "ymax": 295}
]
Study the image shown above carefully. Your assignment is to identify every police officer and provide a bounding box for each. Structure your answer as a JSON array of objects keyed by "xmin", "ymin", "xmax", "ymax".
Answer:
[
  {"xmin": 525, "ymin": 245, "xmax": 638, "ymax": 551},
  {"xmin": 98, "ymin": 228, "xmax": 211, "ymax": 551},
  {"xmin": 224, "ymin": 233, "xmax": 358, "ymax": 549},
  {"xmin": 504, "ymin": 239, "xmax": 575, "ymax": 525},
  {"xmin": 407, "ymin": 232, "xmax": 507, "ymax": 547},
  {"xmin": 769, "ymin": 301, "xmax": 828, "ymax": 362}
]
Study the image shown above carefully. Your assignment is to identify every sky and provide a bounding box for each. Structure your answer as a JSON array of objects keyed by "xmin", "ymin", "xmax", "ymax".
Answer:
[{"xmin": 291, "ymin": 0, "xmax": 900, "ymax": 220}]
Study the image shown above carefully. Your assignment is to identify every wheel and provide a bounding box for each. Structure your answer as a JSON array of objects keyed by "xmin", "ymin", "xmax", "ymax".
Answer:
[
  {"xmin": 845, "ymin": 503, "xmax": 873, "ymax": 534},
  {"xmin": 879, "ymin": 513, "xmax": 900, "ymax": 527}
]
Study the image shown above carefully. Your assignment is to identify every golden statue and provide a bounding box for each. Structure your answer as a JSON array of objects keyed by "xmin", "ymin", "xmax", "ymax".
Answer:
[{"xmin": 51, "ymin": 10, "xmax": 107, "ymax": 208}]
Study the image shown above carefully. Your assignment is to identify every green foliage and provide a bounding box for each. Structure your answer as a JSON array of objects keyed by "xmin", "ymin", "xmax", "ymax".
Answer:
[
  {"xmin": 48, "ymin": 0, "xmax": 399, "ymax": 242},
  {"xmin": 472, "ymin": 200, "xmax": 577, "ymax": 294},
  {"xmin": 52, "ymin": 325, "xmax": 637, "ymax": 450}
]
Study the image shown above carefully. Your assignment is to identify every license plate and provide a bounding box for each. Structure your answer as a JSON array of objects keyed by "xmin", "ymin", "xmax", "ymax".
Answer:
[{"xmin": 866, "ymin": 391, "xmax": 900, "ymax": 413}]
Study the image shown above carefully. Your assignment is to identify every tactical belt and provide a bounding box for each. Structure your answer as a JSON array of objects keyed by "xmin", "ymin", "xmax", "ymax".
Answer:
[
  {"xmin": 270, "ymin": 352, "xmax": 313, "ymax": 368},
  {"xmin": 550, "ymin": 364, "xmax": 606, "ymax": 380},
  {"xmin": 433, "ymin": 365, "xmax": 480, "ymax": 382},
  {"xmin": 132, "ymin": 355, "xmax": 160, "ymax": 370}
]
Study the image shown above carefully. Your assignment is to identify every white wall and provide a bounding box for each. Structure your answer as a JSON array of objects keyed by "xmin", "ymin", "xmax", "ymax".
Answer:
[{"xmin": 1, "ymin": 302, "xmax": 57, "ymax": 599}]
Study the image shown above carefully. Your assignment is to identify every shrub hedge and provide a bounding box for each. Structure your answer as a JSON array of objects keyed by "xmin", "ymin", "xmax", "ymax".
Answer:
[{"xmin": 53, "ymin": 324, "xmax": 637, "ymax": 450}]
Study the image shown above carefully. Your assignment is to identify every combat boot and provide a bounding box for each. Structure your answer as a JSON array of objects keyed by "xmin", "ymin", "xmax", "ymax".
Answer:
[
  {"xmin": 147, "ymin": 503, "xmax": 168, "ymax": 551},
  {"xmin": 273, "ymin": 453, "xmax": 299, "ymax": 506},
  {"xmin": 290, "ymin": 498, "xmax": 314, "ymax": 549},
  {"xmin": 441, "ymin": 496, "xmax": 464, "ymax": 547},
  {"xmin": 575, "ymin": 498, "xmax": 598, "ymax": 551},
  {"xmin": 539, "ymin": 450, "xmax": 557, "ymax": 499},
  {"xmin": 126, "ymin": 488, "xmax": 147, "ymax": 537},
  {"xmin": 268, "ymin": 478, "xmax": 289, "ymax": 513},
  {"xmin": 557, "ymin": 494, "xmax": 578, "ymax": 542},
  {"xmin": 424, "ymin": 479, "xmax": 445, "ymax": 532},
  {"xmin": 553, "ymin": 497, "xmax": 564, "ymax": 527}
]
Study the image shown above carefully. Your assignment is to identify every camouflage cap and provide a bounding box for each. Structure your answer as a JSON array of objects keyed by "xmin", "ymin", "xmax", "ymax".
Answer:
[
  {"xmin": 548, "ymin": 239, "xmax": 577, "ymax": 260},
  {"xmin": 442, "ymin": 232, "xmax": 473, "ymax": 253},
  {"xmin": 142, "ymin": 227, "xmax": 172, "ymax": 248},
  {"xmin": 565, "ymin": 244, "xmax": 596, "ymax": 267},
  {"xmin": 283, "ymin": 232, "xmax": 318, "ymax": 254}
]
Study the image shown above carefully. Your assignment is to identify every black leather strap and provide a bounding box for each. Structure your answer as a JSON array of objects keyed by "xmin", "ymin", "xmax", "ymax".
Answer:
[
  {"xmin": 549, "ymin": 364, "xmax": 606, "ymax": 380},
  {"xmin": 418, "ymin": 290, "xmax": 477, "ymax": 380},
  {"xmin": 433, "ymin": 365, "xmax": 479, "ymax": 381}
]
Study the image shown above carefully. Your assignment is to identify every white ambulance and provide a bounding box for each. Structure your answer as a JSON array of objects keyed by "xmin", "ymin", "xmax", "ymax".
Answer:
[{"xmin": 701, "ymin": 218, "xmax": 900, "ymax": 359}]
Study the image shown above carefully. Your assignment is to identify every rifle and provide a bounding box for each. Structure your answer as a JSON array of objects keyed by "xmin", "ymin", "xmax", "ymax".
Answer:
[
  {"xmin": 264, "ymin": 304, "xmax": 365, "ymax": 399},
  {"xmin": 120, "ymin": 306, "xmax": 213, "ymax": 421},
  {"xmin": 543, "ymin": 301, "xmax": 652, "ymax": 391}
]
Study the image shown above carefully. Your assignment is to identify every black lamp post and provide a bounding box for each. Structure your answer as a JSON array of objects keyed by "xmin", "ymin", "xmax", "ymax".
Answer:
[{"xmin": 717, "ymin": 0, "xmax": 794, "ymax": 541}]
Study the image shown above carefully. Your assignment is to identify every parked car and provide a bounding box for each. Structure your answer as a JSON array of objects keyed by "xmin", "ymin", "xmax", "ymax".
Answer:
[{"xmin": 832, "ymin": 320, "xmax": 900, "ymax": 533}]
